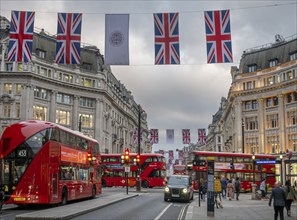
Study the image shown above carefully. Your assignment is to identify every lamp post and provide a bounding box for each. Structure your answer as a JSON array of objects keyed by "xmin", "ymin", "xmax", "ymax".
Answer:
[
  {"xmin": 136, "ymin": 104, "xmax": 146, "ymax": 192},
  {"xmin": 242, "ymin": 119, "xmax": 245, "ymax": 153},
  {"xmin": 252, "ymin": 153, "xmax": 255, "ymax": 183},
  {"xmin": 279, "ymin": 153, "xmax": 283, "ymax": 185}
]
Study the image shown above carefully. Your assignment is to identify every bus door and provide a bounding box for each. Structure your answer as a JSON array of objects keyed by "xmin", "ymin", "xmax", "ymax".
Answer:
[
  {"xmin": 0, "ymin": 160, "xmax": 15, "ymax": 202},
  {"xmin": 50, "ymin": 168, "xmax": 59, "ymax": 203}
]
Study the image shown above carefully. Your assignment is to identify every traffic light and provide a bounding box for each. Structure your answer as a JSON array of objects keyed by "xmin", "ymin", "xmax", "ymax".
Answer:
[
  {"xmin": 87, "ymin": 153, "xmax": 92, "ymax": 162},
  {"xmin": 136, "ymin": 154, "xmax": 140, "ymax": 164},
  {"xmin": 124, "ymin": 149, "xmax": 130, "ymax": 164},
  {"xmin": 230, "ymin": 162, "xmax": 234, "ymax": 170}
]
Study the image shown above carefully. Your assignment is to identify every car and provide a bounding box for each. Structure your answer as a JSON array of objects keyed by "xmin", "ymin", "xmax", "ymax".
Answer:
[{"xmin": 164, "ymin": 175, "xmax": 194, "ymax": 202}]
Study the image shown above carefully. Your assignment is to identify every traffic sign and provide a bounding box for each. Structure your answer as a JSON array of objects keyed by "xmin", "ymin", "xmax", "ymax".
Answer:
[{"xmin": 124, "ymin": 166, "xmax": 130, "ymax": 172}]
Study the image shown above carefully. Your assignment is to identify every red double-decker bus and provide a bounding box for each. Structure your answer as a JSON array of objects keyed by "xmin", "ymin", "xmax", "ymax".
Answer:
[
  {"xmin": 101, "ymin": 153, "xmax": 166, "ymax": 188},
  {"xmin": 0, "ymin": 120, "xmax": 102, "ymax": 205},
  {"xmin": 191, "ymin": 151, "xmax": 276, "ymax": 192},
  {"xmin": 173, "ymin": 164, "xmax": 187, "ymax": 175}
]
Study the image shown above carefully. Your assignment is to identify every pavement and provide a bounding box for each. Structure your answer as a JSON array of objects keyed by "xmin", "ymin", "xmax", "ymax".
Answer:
[
  {"xmin": 10, "ymin": 190, "xmax": 297, "ymax": 220},
  {"xmin": 185, "ymin": 193, "xmax": 297, "ymax": 220}
]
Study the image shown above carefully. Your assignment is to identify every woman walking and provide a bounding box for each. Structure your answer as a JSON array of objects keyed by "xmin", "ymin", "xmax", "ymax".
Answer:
[
  {"xmin": 269, "ymin": 181, "xmax": 286, "ymax": 220},
  {"xmin": 283, "ymin": 180, "xmax": 297, "ymax": 216},
  {"xmin": 227, "ymin": 179, "xmax": 234, "ymax": 200}
]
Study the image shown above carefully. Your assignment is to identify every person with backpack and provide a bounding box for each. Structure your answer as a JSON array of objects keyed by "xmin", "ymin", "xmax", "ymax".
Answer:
[
  {"xmin": 234, "ymin": 177, "xmax": 242, "ymax": 200},
  {"xmin": 283, "ymin": 180, "xmax": 297, "ymax": 216}
]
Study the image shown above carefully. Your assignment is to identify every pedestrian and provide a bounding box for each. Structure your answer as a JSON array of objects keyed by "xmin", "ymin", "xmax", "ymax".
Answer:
[
  {"xmin": 220, "ymin": 176, "xmax": 227, "ymax": 199},
  {"xmin": 234, "ymin": 177, "xmax": 241, "ymax": 200},
  {"xmin": 269, "ymin": 181, "xmax": 286, "ymax": 220},
  {"xmin": 260, "ymin": 178, "xmax": 266, "ymax": 199},
  {"xmin": 0, "ymin": 189, "xmax": 4, "ymax": 214},
  {"xmin": 199, "ymin": 178, "xmax": 205, "ymax": 201},
  {"xmin": 283, "ymin": 179, "xmax": 297, "ymax": 216},
  {"xmin": 227, "ymin": 179, "xmax": 234, "ymax": 200},
  {"xmin": 231, "ymin": 176, "xmax": 236, "ymax": 199}
]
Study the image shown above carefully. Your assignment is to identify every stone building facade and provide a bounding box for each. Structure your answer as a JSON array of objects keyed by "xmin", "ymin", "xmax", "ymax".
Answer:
[
  {"xmin": 218, "ymin": 35, "xmax": 297, "ymax": 155},
  {"xmin": 0, "ymin": 17, "xmax": 152, "ymax": 154}
]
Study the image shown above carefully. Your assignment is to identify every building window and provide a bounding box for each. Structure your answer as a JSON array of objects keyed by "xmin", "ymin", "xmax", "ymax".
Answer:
[
  {"xmin": 18, "ymin": 63, "xmax": 23, "ymax": 71},
  {"xmin": 287, "ymin": 110, "xmax": 297, "ymax": 126},
  {"xmin": 273, "ymin": 96, "xmax": 278, "ymax": 106},
  {"xmin": 269, "ymin": 59, "xmax": 278, "ymax": 68},
  {"xmin": 16, "ymin": 84, "xmax": 22, "ymax": 95},
  {"xmin": 246, "ymin": 116, "xmax": 258, "ymax": 130},
  {"xmin": 33, "ymin": 105, "xmax": 47, "ymax": 121},
  {"xmin": 79, "ymin": 113, "xmax": 94, "ymax": 128},
  {"xmin": 252, "ymin": 100, "xmax": 258, "ymax": 109},
  {"xmin": 15, "ymin": 102, "xmax": 20, "ymax": 118},
  {"xmin": 3, "ymin": 104, "xmax": 11, "ymax": 117},
  {"xmin": 266, "ymin": 98, "xmax": 272, "ymax": 107},
  {"xmin": 56, "ymin": 93, "xmax": 71, "ymax": 104},
  {"xmin": 82, "ymin": 62, "xmax": 92, "ymax": 71},
  {"xmin": 4, "ymin": 83, "xmax": 12, "ymax": 94},
  {"xmin": 6, "ymin": 63, "xmax": 13, "ymax": 71},
  {"xmin": 248, "ymin": 64, "xmax": 257, "ymax": 73},
  {"xmin": 56, "ymin": 109, "xmax": 71, "ymax": 125},
  {"xmin": 36, "ymin": 49, "xmax": 46, "ymax": 59},
  {"xmin": 267, "ymin": 114, "xmax": 278, "ymax": 128},
  {"xmin": 34, "ymin": 87, "xmax": 48, "ymax": 100},
  {"xmin": 64, "ymin": 74, "xmax": 73, "ymax": 83},
  {"xmin": 289, "ymin": 51, "xmax": 297, "ymax": 61},
  {"xmin": 79, "ymin": 97, "xmax": 95, "ymax": 108},
  {"xmin": 81, "ymin": 78, "xmax": 94, "ymax": 87},
  {"xmin": 266, "ymin": 96, "xmax": 278, "ymax": 107},
  {"xmin": 243, "ymin": 81, "xmax": 255, "ymax": 90}
]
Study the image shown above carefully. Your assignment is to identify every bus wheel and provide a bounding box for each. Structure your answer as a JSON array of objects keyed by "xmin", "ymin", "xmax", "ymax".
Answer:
[
  {"xmin": 102, "ymin": 180, "xmax": 106, "ymax": 187},
  {"xmin": 142, "ymin": 180, "xmax": 149, "ymax": 188},
  {"xmin": 92, "ymin": 186, "xmax": 96, "ymax": 199},
  {"xmin": 62, "ymin": 188, "xmax": 68, "ymax": 205}
]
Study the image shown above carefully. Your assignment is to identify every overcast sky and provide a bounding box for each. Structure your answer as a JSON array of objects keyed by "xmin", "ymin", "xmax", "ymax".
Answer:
[{"xmin": 1, "ymin": 0, "xmax": 296, "ymax": 155}]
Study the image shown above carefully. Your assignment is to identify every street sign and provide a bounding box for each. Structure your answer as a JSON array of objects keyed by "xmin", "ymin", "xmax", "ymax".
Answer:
[
  {"xmin": 124, "ymin": 166, "xmax": 130, "ymax": 172},
  {"xmin": 255, "ymin": 160, "xmax": 276, "ymax": 165}
]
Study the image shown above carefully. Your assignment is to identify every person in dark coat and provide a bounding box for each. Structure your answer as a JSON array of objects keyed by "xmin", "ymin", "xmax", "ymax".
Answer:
[{"xmin": 269, "ymin": 181, "xmax": 286, "ymax": 220}]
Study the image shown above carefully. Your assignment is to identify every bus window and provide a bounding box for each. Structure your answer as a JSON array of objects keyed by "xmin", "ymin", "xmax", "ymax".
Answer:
[{"xmin": 50, "ymin": 128, "xmax": 60, "ymax": 141}]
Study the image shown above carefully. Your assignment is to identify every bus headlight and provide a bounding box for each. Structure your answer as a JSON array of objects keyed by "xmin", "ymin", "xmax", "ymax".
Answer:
[
  {"xmin": 164, "ymin": 187, "xmax": 170, "ymax": 192},
  {"xmin": 182, "ymin": 188, "xmax": 188, "ymax": 193}
]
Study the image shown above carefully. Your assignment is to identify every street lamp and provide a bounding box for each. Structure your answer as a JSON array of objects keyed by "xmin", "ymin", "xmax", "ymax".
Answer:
[
  {"xmin": 252, "ymin": 153, "xmax": 255, "ymax": 183},
  {"xmin": 135, "ymin": 104, "xmax": 146, "ymax": 192},
  {"xmin": 279, "ymin": 153, "xmax": 283, "ymax": 185},
  {"xmin": 242, "ymin": 119, "xmax": 245, "ymax": 153}
]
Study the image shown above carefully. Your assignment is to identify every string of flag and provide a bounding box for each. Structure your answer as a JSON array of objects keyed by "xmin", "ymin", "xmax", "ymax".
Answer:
[
  {"xmin": 6, "ymin": 9, "xmax": 232, "ymax": 65},
  {"xmin": 146, "ymin": 128, "xmax": 207, "ymax": 145}
]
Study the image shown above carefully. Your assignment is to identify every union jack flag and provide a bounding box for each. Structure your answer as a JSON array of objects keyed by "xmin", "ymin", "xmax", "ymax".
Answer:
[
  {"xmin": 55, "ymin": 13, "xmax": 82, "ymax": 64},
  {"xmin": 150, "ymin": 129, "xmax": 159, "ymax": 144},
  {"xmin": 7, "ymin": 10, "xmax": 35, "ymax": 62},
  {"xmin": 154, "ymin": 13, "xmax": 180, "ymax": 65},
  {"xmin": 182, "ymin": 129, "xmax": 191, "ymax": 144},
  {"xmin": 133, "ymin": 128, "xmax": 142, "ymax": 144},
  {"xmin": 204, "ymin": 10, "xmax": 233, "ymax": 63},
  {"xmin": 198, "ymin": 128, "xmax": 207, "ymax": 145}
]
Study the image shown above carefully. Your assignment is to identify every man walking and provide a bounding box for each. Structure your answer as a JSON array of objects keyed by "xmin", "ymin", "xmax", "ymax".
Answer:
[
  {"xmin": 234, "ymin": 177, "xmax": 241, "ymax": 200},
  {"xmin": 220, "ymin": 176, "xmax": 227, "ymax": 199},
  {"xmin": 269, "ymin": 181, "xmax": 286, "ymax": 220}
]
